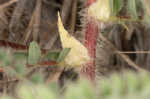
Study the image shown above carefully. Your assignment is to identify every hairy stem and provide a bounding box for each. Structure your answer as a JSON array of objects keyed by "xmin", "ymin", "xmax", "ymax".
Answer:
[{"xmin": 81, "ymin": 0, "xmax": 98, "ymax": 82}]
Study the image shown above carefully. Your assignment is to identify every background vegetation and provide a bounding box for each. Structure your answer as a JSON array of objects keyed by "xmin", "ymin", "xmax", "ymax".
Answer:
[{"xmin": 0, "ymin": 0, "xmax": 150, "ymax": 98}]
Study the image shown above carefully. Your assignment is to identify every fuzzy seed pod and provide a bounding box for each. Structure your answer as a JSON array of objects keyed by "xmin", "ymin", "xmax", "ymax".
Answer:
[
  {"xmin": 57, "ymin": 12, "xmax": 90, "ymax": 68},
  {"xmin": 88, "ymin": 0, "xmax": 111, "ymax": 22}
]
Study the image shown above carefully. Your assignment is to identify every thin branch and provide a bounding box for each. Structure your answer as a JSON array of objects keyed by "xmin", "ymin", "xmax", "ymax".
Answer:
[
  {"xmin": 118, "ymin": 51, "xmax": 150, "ymax": 54},
  {"xmin": 33, "ymin": 0, "xmax": 42, "ymax": 41},
  {"xmin": 70, "ymin": 0, "xmax": 78, "ymax": 34},
  {"xmin": 0, "ymin": 0, "xmax": 18, "ymax": 10},
  {"xmin": 98, "ymin": 32, "xmax": 147, "ymax": 72},
  {"xmin": 9, "ymin": 0, "xmax": 27, "ymax": 40},
  {"xmin": 23, "ymin": 11, "xmax": 35, "ymax": 44},
  {"xmin": 0, "ymin": 79, "xmax": 18, "ymax": 84},
  {"xmin": 61, "ymin": 0, "xmax": 73, "ymax": 23}
]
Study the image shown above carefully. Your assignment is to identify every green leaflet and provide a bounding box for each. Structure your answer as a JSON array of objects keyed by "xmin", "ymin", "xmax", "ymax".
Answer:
[
  {"xmin": 111, "ymin": 0, "xmax": 123, "ymax": 16},
  {"xmin": 0, "ymin": 49, "xmax": 11, "ymax": 67},
  {"xmin": 14, "ymin": 63, "xmax": 26, "ymax": 76},
  {"xmin": 57, "ymin": 48, "xmax": 71, "ymax": 62},
  {"xmin": 28, "ymin": 41, "xmax": 70, "ymax": 65},
  {"xmin": 28, "ymin": 41, "xmax": 41, "ymax": 65},
  {"xmin": 44, "ymin": 51, "xmax": 60, "ymax": 61},
  {"xmin": 44, "ymin": 48, "xmax": 71, "ymax": 62},
  {"xmin": 13, "ymin": 52, "xmax": 28, "ymax": 60},
  {"xmin": 30, "ymin": 72, "xmax": 44, "ymax": 84}
]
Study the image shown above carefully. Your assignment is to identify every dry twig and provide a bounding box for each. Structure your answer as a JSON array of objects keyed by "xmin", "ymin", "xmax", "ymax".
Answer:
[
  {"xmin": 32, "ymin": 0, "xmax": 42, "ymax": 41},
  {"xmin": 9, "ymin": 0, "xmax": 28, "ymax": 40},
  {"xmin": 118, "ymin": 51, "xmax": 150, "ymax": 54},
  {"xmin": 70, "ymin": 0, "xmax": 78, "ymax": 34},
  {"xmin": 98, "ymin": 32, "xmax": 147, "ymax": 72},
  {"xmin": 0, "ymin": 0, "xmax": 17, "ymax": 10}
]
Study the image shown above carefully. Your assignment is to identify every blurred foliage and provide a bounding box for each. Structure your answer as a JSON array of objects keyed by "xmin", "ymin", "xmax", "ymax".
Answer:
[
  {"xmin": 1, "ymin": 46, "xmax": 150, "ymax": 99},
  {"xmin": 0, "ymin": 41, "xmax": 70, "ymax": 77},
  {"xmin": 1, "ymin": 42, "xmax": 150, "ymax": 99},
  {"xmin": 89, "ymin": 0, "xmax": 150, "ymax": 24},
  {"xmin": 1, "ymin": 0, "xmax": 150, "ymax": 99},
  {"xmin": 1, "ymin": 70, "xmax": 150, "ymax": 99},
  {"xmin": 110, "ymin": 0, "xmax": 123, "ymax": 16},
  {"xmin": 127, "ymin": 0, "xmax": 138, "ymax": 19}
]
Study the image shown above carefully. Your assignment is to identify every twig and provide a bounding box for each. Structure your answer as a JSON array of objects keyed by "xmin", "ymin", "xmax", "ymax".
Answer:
[
  {"xmin": 0, "ymin": 0, "xmax": 18, "ymax": 10},
  {"xmin": 26, "ymin": 63, "xmax": 57, "ymax": 78},
  {"xmin": 61, "ymin": 0, "xmax": 73, "ymax": 23},
  {"xmin": 32, "ymin": 0, "xmax": 42, "ymax": 41},
  {"xmin": 9, "ymin": 0, "xmax": 28, "ymax": 40},
  {"xmin": 23, "ymin": 9, "xmax": 35, "ymax": 44},
  {"xmin": 2, "ymin": 74, "xmax": 7, "ymax": 96},
  {"xmin": 98, "ymin": 32, "xmax": 147, "ymax": 72},
  {"xmin": 70, "ymin": 0, "xmax": 78, "ymax": 34},
  {"xmin": 118, "ymin": 51, "xmax": 150, "ymax": 54},
  {"xmin": 0, "ymin": 79, "xmax": 18, "ymax": 84},
  {"xmin": 45, "ymin": 67, "xmax": 64, "ymax": 84}
]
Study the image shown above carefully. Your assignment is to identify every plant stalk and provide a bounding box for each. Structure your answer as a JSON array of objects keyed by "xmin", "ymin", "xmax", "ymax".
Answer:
[{"xmin": 81, "ymin": 0, "xmax": 99, "ymax": 82}]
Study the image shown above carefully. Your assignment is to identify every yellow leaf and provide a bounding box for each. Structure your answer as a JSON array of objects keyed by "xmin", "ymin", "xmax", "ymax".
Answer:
[
  {"xmin": 57, "ymin": 12, "xmax": 90, "ymax": 67},
  {"xmin": 88, "ymin": 0, "xmax": 111, "ymax": 22}
]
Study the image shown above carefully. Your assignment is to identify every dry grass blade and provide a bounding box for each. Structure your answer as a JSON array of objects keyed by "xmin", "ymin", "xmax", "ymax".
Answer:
[
  {"xmin": 23, "ymin": 0, "xmax": 42, "ymax": 43},
  {"xmin": 23, "ymin": 11, "xmax": 35, "ymax": 44},
  {"xmin": 0, "ymin": 0, "xmax": 17, "ymax": 40},
  {"xmin": 0, "ymin": 12, "xmax": 8, "ymax": 40},
  {"xmin": 0, "ymin": 0, "xmax": 18, "ymax": 10},
  {"xmin": 32, "ymin": 0, "xmax": 42, "ymax": 41}
]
